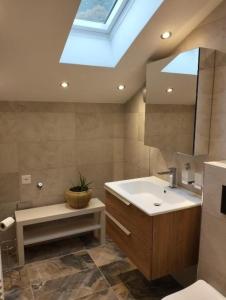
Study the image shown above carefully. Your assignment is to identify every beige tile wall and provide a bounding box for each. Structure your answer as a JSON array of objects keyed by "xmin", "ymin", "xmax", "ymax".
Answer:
[
  {"xmin": 177, "ymin": 0, "xmax": 226, "ymax": 162},
  {"xmin": 0, "ymin": 0, "xmax": 226, "ymax": 269},
  {"xmin": 124, "ymin": 0, "xmax": 226, "ymax": 288},
  {"xmin": 178, "ymin": 2, "xmax": 226, "ymax": 290},
  {"xmin": 139, "ymin": 1, "xmax": 226, "ymax": 187},
  {"xmin": 145, "ymin": 104, "xmax": 195, "ymax": 155},
  {"xmin": 123, "ymin": 90, "xmax": 150, "ymax": 179},
  {"xmin": 0, "ymin": 102, "xmax": 124, "ymax": 240},
  {"xmin": 209, "ymin": 51, "xmax": 226, "ymax": 160},
  {"xmin": 198, "ymin": 162, "xmax": 226, "ymax": 294},
  {"xmin": 125, "ymin": 90, "xmax": 204, "ymax": 194}
]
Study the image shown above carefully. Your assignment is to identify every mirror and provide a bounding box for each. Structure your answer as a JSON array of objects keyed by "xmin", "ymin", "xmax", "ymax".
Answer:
[{"xmin": 144, "ymin": 47, "xmax": 215, "ymax": 156}]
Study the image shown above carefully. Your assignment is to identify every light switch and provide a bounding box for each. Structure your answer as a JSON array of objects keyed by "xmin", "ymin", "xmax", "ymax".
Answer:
[{"xmin": 21, "ymin": 175, "xmax": 31, "ymax": 184}]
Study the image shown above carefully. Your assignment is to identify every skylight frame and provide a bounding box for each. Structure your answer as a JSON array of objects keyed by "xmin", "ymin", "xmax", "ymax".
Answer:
[
  {"xmin": 61, "ymin": 0, "xmax": 165, "ymax": 68},
  {"xmin": 73, "ymin": 0, "xmax": 129, "ymax": 34}
]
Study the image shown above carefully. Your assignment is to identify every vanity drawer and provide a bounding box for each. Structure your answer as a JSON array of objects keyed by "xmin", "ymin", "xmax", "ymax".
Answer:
[
  {"xmin": 106, "ymin": 212, "xmax": 152, "ymax": 279},
  {"xmin": 105, "ymin": 190, "xmax": 152, "ymax": 242},
  {"xmin": 105, "ymin": 190, "xmax": 201, "ymax": 281}
]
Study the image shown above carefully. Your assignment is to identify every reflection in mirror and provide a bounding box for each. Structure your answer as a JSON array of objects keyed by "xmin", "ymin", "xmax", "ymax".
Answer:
[{"xmin": 144, "ymin": 48, "xmax": 215, "ymax": 156}]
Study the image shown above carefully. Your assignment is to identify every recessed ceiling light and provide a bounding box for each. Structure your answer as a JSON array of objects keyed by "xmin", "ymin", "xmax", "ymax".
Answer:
[
  {"xmin": 118, "ymin": 84, "xmax": 125, "ymax": 91},
  {"xmin": 161, "ymin": 31, "xmax": 172, "ymax": 39},
  {"xmin": 60, "ymin": 81, "xmax": 69, "ymax": 88},
  {"xmin": 166, "ymin": 87, "xmax": 173, "ymax": 93}
]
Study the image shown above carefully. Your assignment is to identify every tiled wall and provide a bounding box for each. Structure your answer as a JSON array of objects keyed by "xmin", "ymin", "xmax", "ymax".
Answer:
[
  {"xmin": 177, "ymin": 1, "xmax": 226, "ymax": 162},
  {"xmin": 123, "ymin": 91, "xmax": 150, "ymax": 179},
  {"xmin": 198, "ymin": 162, "xmax": 226, "ymax": 294},
  {"xmin": 124, "ymin": 0, "xmax": 226, "ymax": 288},
  {"xmin": 182, "ymin": 1, "xmax": 226, "ymax": 159},
  {"xmin": 145, "ymin": 104, "xmax": 195, "ymax": 155},
  {"xmin": 1, "ymin": 0, "xmax": 226, "ymax": 273},
  {"xmin": 183, "ymin": 3, "xmax": 226, "ymax": 290},
  {"xmin": 0, "ymin": 102, "xmax": 124, "ymax": 241},
  {"xmin": 123, "ymin": 90, "xmax": 178, "ymax": 181},
  {"xmin": 124, "ymin": 90, "xmax": 204, "ymax": 192},
  {"xmin": 141, "ymin": 1, "xmax": 226, "ymax": 187},
  {"xmin": 209, "ymin": 51, "xmax": 226, "ymax": 160}
]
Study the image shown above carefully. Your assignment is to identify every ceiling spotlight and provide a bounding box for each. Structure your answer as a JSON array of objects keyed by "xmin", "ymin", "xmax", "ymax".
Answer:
[
  {"xmin": 166, "ymin": 87, "xmax": 173, "ymax": 93},
  {"xmin": 118, "ymin": 84, "xmax": 125, "ymax": 91},
  {"xmin": 61, "ymin": 81, "xmax": 69, "ymax": 88},
  {"xmin": 161, "ymin": 31, "xmax": 172, "ymax": 39}
]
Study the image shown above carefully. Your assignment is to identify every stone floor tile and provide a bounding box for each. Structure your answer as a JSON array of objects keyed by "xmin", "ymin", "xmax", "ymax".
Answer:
[
  {"xmin": 87, "ymin": 241, "xmax": 126, "ymax": 267},
  {"xmin": 25, "ymin": 236, "xmax": 85, "ymax": 263},
  {"xmin": 119, "ymin": 270, "xmax": 182, "ymax": 300},
  {"xmin": 32, "ymin": 267, "xmax": 109, "ymax": 300},
  {"xmin": 3, "ymin": 235, "xmax": 182, "ymax": 300},
  {"xmin": 112, "ymin": 283, "xmax": 135, "ymax": 300},
  {"xmin": 77, "ymin": 288, "xmax": 118, "ymax": 300},
  {"xmin": 30, "ymin": 251, "xmax": 96, "ymax": 282},
  {"xmin": 100, "ymin": 259, "xmax": 136, "ymax": 286},
  {"xmin": 4, "ymin": 267, "xmax": 31, "ymax": 291},
  {"xmin": 5, "ymin": 287, "xmax": 34, "ymax": 300}
]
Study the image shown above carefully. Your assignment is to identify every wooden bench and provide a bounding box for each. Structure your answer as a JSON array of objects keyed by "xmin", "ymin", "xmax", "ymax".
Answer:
[{"xmin": 15, "ymin": 198, "xmax": 105, "ymax": 265}]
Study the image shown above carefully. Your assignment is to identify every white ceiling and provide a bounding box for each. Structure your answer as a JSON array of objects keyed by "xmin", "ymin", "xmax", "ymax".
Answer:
[{"xmin": 0, "ymin": 0, "xmax": 222, "ymax": 103}]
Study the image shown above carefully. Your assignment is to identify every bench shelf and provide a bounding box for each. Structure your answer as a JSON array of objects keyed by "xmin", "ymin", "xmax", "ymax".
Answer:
[{"xmin": 15, "ymin": 198, "xmax": 105, "ymax": 265}]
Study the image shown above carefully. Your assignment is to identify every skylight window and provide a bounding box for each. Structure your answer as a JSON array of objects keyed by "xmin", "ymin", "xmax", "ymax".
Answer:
[
  {"xmin": 61, "ymin": 0, "xmax": 165, "ymax": 67},
  {"xmin": 76, "ymin": 0, "xmax": 118, "ymax": 24},
  {"xmin": 73, "ymin": 0, "xmax": 129, "ymax": 33}
]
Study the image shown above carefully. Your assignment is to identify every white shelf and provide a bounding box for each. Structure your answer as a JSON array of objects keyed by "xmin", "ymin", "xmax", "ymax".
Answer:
[
  {"xmin": 16, "ymin": 198, "xmax": 106, "ymax": 265},
  {"xmin": 24, "ymin": 216, "xmax": 101, "ymax": 246},
  {"xmin": 15, "ymin": 199, "xmax": 105, "ymax": 226}
]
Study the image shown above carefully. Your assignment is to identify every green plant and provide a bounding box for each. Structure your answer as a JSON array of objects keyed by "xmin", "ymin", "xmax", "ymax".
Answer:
[{"xmin": 70, "ymin": 173, "xmax": 92, "ymax": 192}]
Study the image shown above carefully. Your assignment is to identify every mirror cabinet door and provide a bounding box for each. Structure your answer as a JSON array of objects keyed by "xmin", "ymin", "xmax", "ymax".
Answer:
[{"xmin": 144, "ymin": 47, "xmax": 215, "ymax": 156}]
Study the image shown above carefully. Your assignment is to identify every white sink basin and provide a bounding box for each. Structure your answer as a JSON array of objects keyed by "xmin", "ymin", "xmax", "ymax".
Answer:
[{"xmin": 105, "ymin": 176, "xmax": 201, "ymax": 216}]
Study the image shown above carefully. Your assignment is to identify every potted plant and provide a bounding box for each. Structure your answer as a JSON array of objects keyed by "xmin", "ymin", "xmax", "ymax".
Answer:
[{"xmin": 64, "ymin": 173, "xmax": 92, "ymax": 209}]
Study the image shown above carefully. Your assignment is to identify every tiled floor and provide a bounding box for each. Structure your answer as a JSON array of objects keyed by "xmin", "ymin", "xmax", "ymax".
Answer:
[{"xmin": 3, "ymin": 234, "xmax": 182, "ymax": 300}]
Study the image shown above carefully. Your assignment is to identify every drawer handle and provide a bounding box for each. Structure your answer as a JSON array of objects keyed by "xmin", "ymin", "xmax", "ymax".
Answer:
[
  {"xmin": 105, "ymin": 188, "xmax": 131, "ymax": 206},
  {"xmin": 106, "ymin": 212, "xmax": 131, "ymax": 236},
  {"xmin": 117, "ymin": 196, "xmax": 131, "ymax": 206}
]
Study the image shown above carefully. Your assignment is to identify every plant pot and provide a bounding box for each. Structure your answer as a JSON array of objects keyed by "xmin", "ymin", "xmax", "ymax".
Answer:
[{"xmin": 64, "ymin": 189, "xmax": 92, "ymax": 209}]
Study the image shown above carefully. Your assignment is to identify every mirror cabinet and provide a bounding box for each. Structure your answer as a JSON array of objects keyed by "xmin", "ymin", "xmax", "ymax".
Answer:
[{"xmin": 144, "ymin": 48, "xmax": 216, "ymax": 156}]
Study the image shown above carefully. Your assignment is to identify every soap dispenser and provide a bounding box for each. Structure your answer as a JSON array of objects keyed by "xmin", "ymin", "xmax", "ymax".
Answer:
[{"xmin": 182, "ymin": 163, "xmax": 194, "ymax": 185}]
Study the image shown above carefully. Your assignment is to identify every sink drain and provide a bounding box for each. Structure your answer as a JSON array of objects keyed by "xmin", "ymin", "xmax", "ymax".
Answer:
[{"xmin": 154, "ymin": 202, "xmax": 161, "ymax": 206}]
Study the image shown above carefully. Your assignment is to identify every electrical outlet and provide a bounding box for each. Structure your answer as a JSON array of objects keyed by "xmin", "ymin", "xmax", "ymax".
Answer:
[{"xmin": 21, "ymin": 175, "xmax": 31, "ymax": 185}]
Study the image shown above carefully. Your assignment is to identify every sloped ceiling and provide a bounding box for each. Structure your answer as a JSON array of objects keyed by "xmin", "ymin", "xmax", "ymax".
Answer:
[{"xmin": 0, "ymin": 0, "xmax": 222, "ymax": 103}]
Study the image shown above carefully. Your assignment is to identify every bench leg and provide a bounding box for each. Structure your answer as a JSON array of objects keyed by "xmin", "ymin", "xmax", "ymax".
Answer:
[
  {"xmin": 93, "ymin": 211, "xmax": 105, "ymax": 245},
  {"xmin": 16, "ymin": 225, "xmax": 25, "ymax": 266},
  {"xmin": 100, "ymin": 210, "xmax": 106, "ymax": 245},
  {"xmin": 94, "ymin": 213, "xmax": 99, "ymax": 240}
]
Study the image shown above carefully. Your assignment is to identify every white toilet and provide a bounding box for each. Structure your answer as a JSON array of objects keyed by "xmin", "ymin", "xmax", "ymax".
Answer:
[{"xmin": 163, "ymin": 280, "xmax": 226, "ymax": 300}]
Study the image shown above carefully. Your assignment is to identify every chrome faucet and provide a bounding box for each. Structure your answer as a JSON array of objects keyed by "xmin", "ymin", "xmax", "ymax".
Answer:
[{"xmin": 157, "ymin": 167, "xmax": 177, "ymax": 188}]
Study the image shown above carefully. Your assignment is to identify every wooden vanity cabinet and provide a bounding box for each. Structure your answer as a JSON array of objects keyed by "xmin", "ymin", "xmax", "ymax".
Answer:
[{"xmin": 105, "ymin": 190, "xmax": 201, "ymax": 280}]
